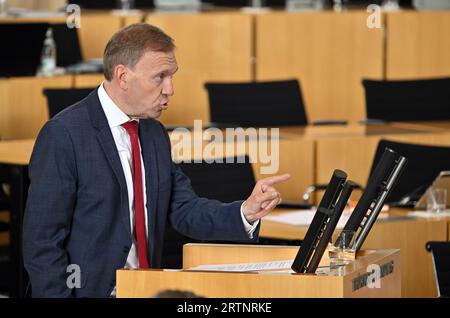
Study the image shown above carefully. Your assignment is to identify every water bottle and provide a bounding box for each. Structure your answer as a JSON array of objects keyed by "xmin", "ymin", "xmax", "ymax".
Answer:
[
  {"xmin": 40, "ymin": 28, "xmax": 57, "ymax": 76},
  {"xmin": 0, "ymin": 0, "xmax": 7, "ymax": 16}
]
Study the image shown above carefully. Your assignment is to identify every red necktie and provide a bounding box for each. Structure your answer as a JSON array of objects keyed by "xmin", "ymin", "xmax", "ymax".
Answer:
[{"xmin": 121, "ymin": 121, "xmax": 149, "ymax": 269}]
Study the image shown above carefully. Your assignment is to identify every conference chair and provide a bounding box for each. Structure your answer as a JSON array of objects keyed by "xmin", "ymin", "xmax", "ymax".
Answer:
[
  {"xmin": 303, "ymin": 139, "xmax": 450, "ymax": 206},
  {"xmin": 426, "ymin": 241, "xmax": 450, "ymax": 298},
  {"xmin": 368, "ymin": 140, "xmax": 450, "ymax": 205},
  {"xmin": 204, "ymin": 80, "xmax": 309, "ymax": 128},
  {"xmin": 43, "ymin": 88, "xmax": 95, "ymax": 119},
  {"xmin": 362, "ymin": 77, "xmax": 450, "ymax": 122},
  {"xmin": 0, "ymin": 23, "xmax": 48, "ymax": 77},
  {"xmin": 52, "ymin": 23, "xmax": 83, "ymax": 68}
]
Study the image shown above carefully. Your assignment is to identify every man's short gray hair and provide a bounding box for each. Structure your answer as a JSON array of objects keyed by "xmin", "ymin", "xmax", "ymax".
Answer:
[{"xmin": 103, "ymin": 23, "xmax": 175, "ymax": 81}]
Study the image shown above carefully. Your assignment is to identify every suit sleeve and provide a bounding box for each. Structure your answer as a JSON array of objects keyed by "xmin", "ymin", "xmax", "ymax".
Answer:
[
  {"xmin": 23, "ymin": 120, "xmax": 77, "ymax": 298},
  {"xmin": 157, "ymin": 123, "xmax": 259, "ymax": 242},
  {"xmin": 169, "ymin": 164, "xmax": 259, "ymax": 242}
]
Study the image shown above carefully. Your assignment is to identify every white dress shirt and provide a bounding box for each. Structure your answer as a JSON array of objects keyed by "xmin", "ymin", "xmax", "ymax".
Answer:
[{"xmin": 97, "ymin": 83, "xmax": 259, "ymax": 271}]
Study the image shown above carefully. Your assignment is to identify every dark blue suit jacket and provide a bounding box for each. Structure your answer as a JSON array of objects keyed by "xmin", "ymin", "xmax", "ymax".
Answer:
[{"xmin": 23, "ymin": 90, "xmax": 258, "ymax": 297}]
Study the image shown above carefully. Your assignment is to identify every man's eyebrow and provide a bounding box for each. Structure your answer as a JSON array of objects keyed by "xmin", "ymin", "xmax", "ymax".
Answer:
[
  {"xmin": 154, "ymin": 65, "xmax": 178, "ymax": 75},
  {"xmin": 164, "ymin": 66, "xmax": 178, "ymax": 76}
]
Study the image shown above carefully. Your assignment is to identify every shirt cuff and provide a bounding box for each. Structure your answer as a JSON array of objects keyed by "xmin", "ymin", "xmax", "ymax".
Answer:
[{"xmin": 240, "ymin": 201, "xmax": 259, "ymax": 239}]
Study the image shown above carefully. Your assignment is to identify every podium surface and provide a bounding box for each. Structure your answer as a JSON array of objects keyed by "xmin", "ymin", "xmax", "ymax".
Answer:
[{"xmin": 117, "ymin": 244, "xmax": 400, "ymax": 298}]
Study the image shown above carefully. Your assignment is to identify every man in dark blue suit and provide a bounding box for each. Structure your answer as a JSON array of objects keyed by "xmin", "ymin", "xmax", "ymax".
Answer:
[{"xmin": 22, "ymin": 23, "xmax": 289, "ymax": 297}]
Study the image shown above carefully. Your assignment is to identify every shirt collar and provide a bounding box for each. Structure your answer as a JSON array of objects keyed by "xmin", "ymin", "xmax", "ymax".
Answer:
[{"xmin": 97, "ymin": 82, "xmax": 137, "ymax": 128}]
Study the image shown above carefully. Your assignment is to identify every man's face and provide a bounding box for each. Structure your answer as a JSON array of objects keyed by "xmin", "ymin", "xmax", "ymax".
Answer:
[{"xmin": 124, "ymin": 50, "xmax": 178, "ymax": 119}]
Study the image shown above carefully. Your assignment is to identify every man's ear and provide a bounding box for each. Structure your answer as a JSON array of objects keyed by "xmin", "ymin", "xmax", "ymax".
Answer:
[{"xmin": 115, "ymin": 64, "xmax": 128, "ymax": 90}]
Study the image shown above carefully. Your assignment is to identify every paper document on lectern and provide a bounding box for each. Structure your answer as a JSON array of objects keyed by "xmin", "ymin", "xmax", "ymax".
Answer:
[{"xmin": 187, "ymin": 259, "xmax": 294, "ymax": 272}]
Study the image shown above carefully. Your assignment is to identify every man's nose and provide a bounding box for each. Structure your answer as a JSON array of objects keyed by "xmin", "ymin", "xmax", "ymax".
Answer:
[{"xmin": 162, "ymin": 77, "xmax": 174, "ymax": 96}]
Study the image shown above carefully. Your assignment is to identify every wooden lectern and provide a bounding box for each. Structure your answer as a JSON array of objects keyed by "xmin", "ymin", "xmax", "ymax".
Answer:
[{"xmin": 116, "ymin": 244, "xmax": 401, "ymax": 298}]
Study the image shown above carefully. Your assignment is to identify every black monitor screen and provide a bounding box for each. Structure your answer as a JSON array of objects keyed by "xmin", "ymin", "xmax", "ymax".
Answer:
[{"xmin": 0, "ymin": 23, "xmax": 49, "ymax": 78}]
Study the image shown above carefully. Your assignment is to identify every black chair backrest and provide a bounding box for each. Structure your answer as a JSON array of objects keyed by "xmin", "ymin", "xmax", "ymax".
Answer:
[
  {"xmin": 0, "ymin": 23, "xmax": 48, "ymax": 77},
  {"xmin": 43, "ymin": 88, "xmax": 94, "ymax": 118},
  {"xmin": 52, "ymin": 24, "xmax": 83, "ymax": 67},
  {"xmin": 162, "ymin": 156, "xmax": 256, "ymax": 269},
  {"xmin": 204, "ymin": 79, "xmax": 308, "ymax": 127},
  {"xmin": 178, "ymin": 156, "xmax": 256, "ymax": 202},
  {"xmin": 426, "ymin": 241, "xmax": 450, "ymax": 297},
  {"xmin": 369, "ymin": 140, "xmax": 450, "ymax": 204},
  {"xmin": 362, "ymin": 77, "xmax": 450, "ymax": 122}
]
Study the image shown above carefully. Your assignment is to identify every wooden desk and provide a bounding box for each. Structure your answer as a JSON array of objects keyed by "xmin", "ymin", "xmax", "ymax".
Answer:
[
  {"xmin": 386, "ymin": 10, "xmax": 450, "ymax": 79},
  {"xmin": 391, "ymin": 121, "xmax": 450, "ymax": 133},
  {"xmin": 6, "ymin": 0, "xmax": 66, "ymax": 11},
  {"xmin": 0, "ymin": 140, "xmax": 34, "ymax": 165},
  {"xmin": 77, "ymin": 12, "xmax": 123, "ymax": 60},
  {"xmin": 278, "ymin": 122, "xmax": 434, "ymax": 140},
  {"xmin": 73, "ymin": 74, "xmax": 104, "ymax": 88},
  {"xmin": 261, "ymin": 207, "xmax": 449, "ymax": 297},
  {"xmin": 0, "ymin": 15, "xmax": 66, "ymax": 24},
  {"xmin": 316, "ymin": 132, "xmax": 450, "ymax": 187},
  {"xmin": 0, "ymin": 75, "xmax": 72, "ymax": 139},
  {"xmin": 117, "ymin": 244, "xmax": 401, "ymax": 298},
  {"xmin": 144, "ymin": 12, "xmax": 253, "ymax": 126},
  {"xmin": 255, "ymin": 11, "xmax": 383, "ymax": 123},
  {"xmin": 0, "ymin": 74, "xmax": 104, "ymax": 141}
]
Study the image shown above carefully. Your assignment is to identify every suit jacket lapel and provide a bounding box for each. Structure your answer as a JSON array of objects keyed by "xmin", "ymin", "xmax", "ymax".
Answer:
[
  {"xmin": 87, "ymin": 90, "xmax": 131, "ymax": 239},
  {"xmin": 96, "ymin": 129, "xmax": 131, "ymax": 237},
  {"xmin": 139, "ymin": 120, "xmax": 159, "ymax": 261}
]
